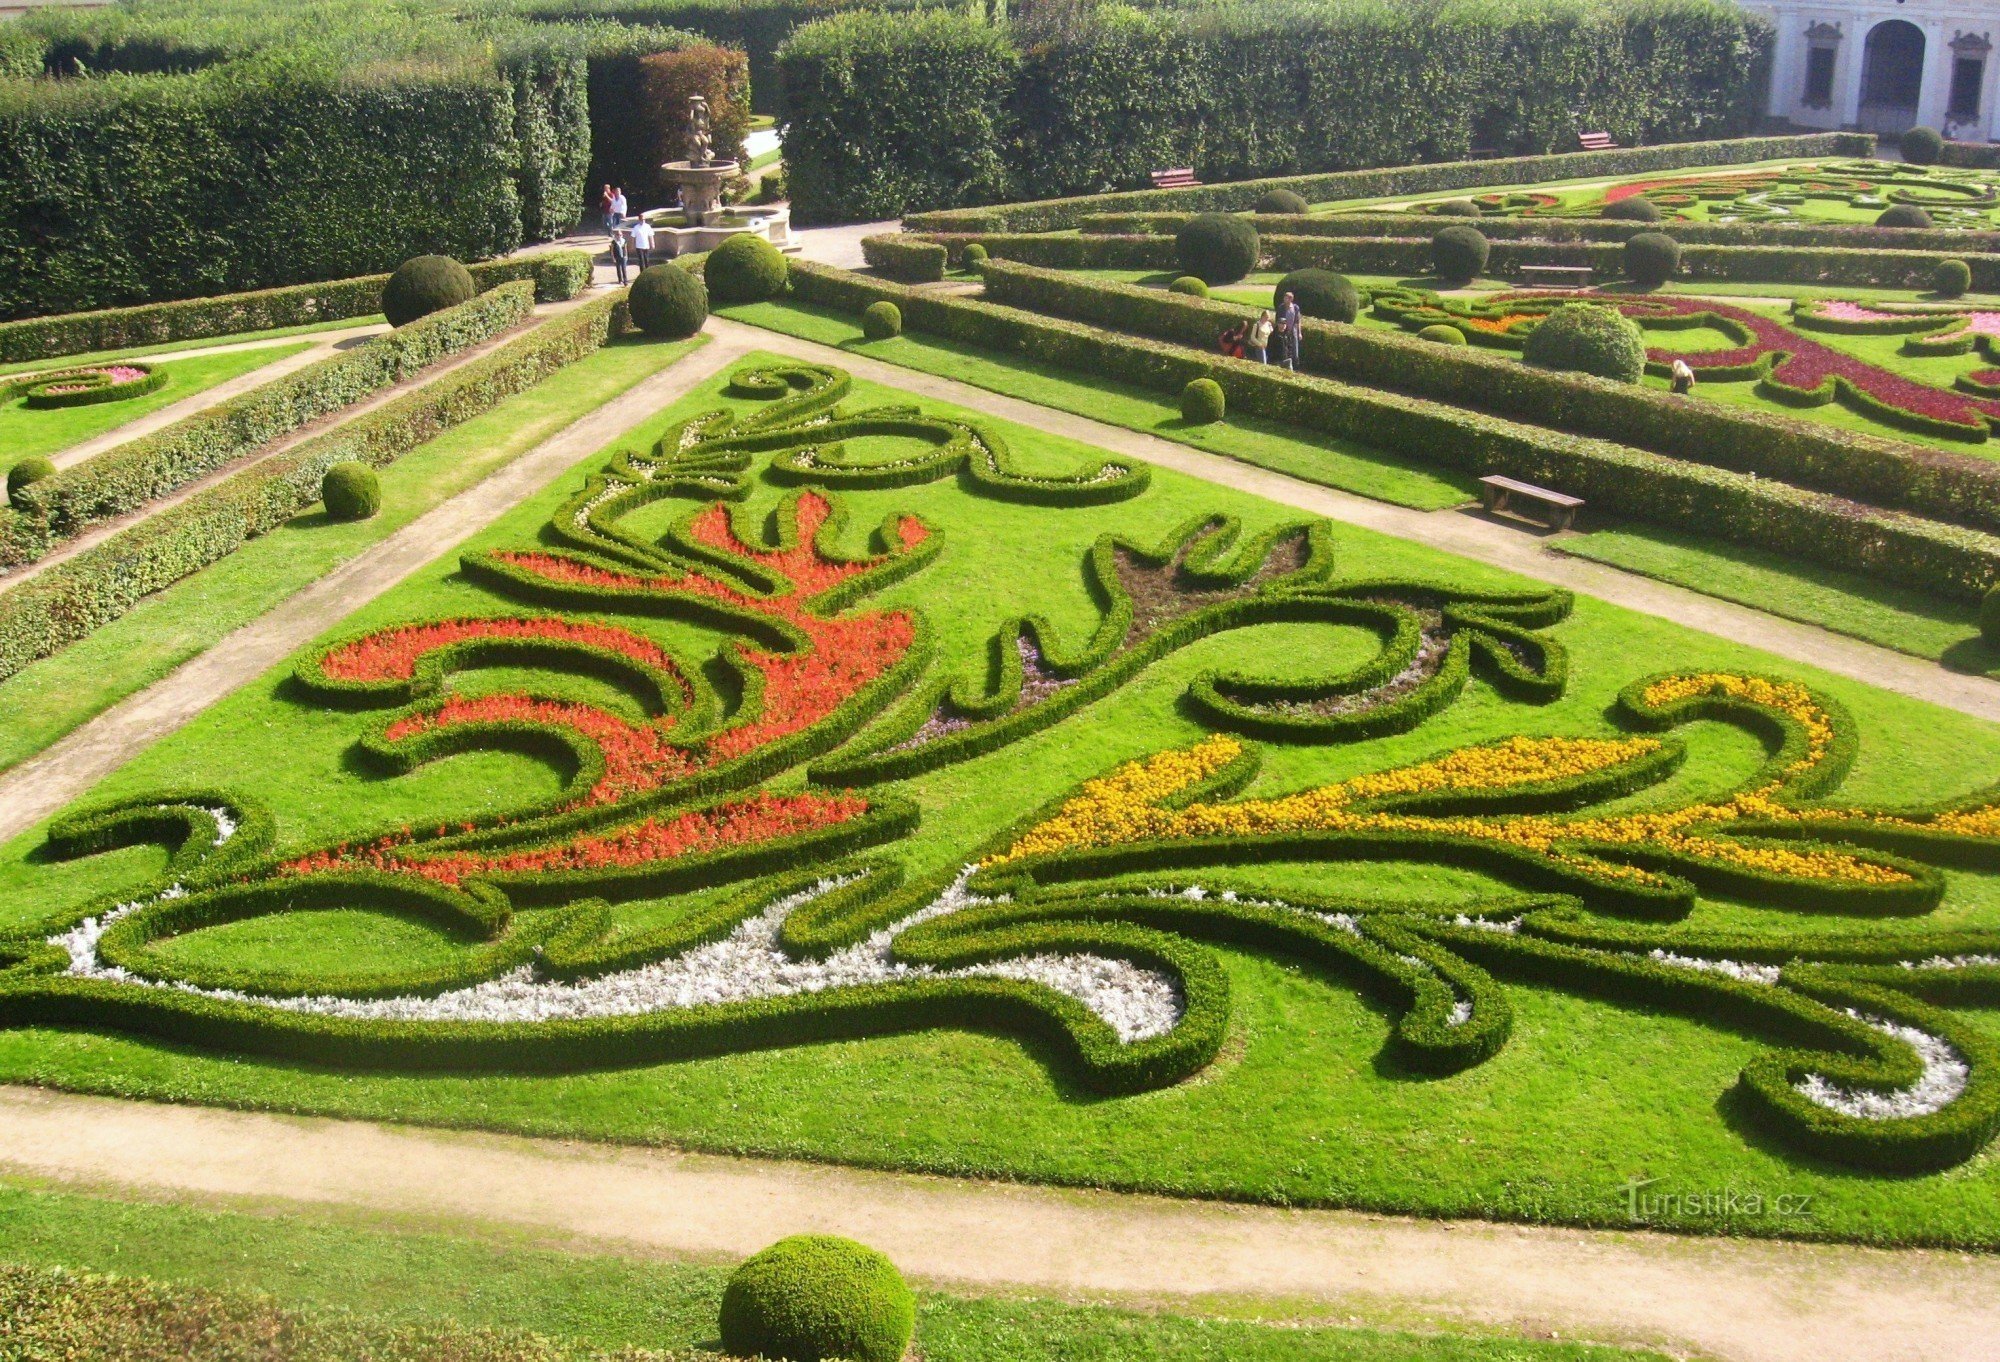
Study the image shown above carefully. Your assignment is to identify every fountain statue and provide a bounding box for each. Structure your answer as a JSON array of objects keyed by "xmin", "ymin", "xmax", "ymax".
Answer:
[{"xmin": 662, "ymin": 93, "xmax": 736, "ymax": 225}]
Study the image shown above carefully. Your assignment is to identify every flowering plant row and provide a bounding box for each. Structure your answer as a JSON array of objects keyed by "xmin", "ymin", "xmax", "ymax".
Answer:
[{"xmin": 4, "ymin": 362, "xmax": 166, "ymax": 411}]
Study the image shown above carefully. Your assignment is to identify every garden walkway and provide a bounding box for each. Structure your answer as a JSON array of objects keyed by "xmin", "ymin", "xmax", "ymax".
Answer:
[{"xmin": 0, "ymin": 1084, "xmax": 1987, "ymax": 1362}]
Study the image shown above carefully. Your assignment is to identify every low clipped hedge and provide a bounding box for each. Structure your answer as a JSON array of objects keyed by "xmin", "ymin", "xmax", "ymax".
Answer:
[
  {"xmin": 0, "ymin": 252, "xmax": 592, "ymax": 367},
  {"xmin": 0, "ymin": 282, "xmax": 537, "ymax": 568},
  {"xmin": 0, "ymin": 291, "xmax": 633, "ymax": 683},
  {"xmin": 788, "ymin": 258, "xmax": 2000, "ymax": 600},
  {"xmin": 971, "ymin": 259, "xmax": 2000, "ymax": 541},
  {"xmin": 861, "ymin": 234, "xmax": 947, "ymax": 284}
]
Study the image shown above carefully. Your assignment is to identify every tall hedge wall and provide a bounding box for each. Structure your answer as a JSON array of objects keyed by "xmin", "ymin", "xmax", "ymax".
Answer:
[{"xmin": 780, "ymin": 0, "xmax": 1773, "ymax": 223}]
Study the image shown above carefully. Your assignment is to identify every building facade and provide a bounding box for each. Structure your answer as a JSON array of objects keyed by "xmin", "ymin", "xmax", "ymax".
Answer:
[{"xmin": 1744, "ymin": 1, "xmax": 1999, "ymax": 141}]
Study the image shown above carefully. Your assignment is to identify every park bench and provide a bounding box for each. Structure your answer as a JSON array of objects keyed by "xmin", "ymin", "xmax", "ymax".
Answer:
[
  {"xmin": 1518, "ymin": 264, "xmax": 1593, "ymax": 290},
  {"xmin": 1577, "ymin": 130, "xmax": 1620, "ymax": 151},
  {"xmin": 1479, "ymin": 474, "xmax": 1584, "ymax": 531},
  {"xmin": 1150, "ymin": 167, "xmax": 1201, "ymax": 189},
  {"xmin": 1467, "ymin": 146, "xmax": 1501, "ymax": 160}
]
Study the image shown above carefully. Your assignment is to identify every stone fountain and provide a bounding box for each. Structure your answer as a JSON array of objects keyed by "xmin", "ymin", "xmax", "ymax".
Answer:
[{"xmin": 650, "ymin": 94, "xmax": 795, "ymax": 257}]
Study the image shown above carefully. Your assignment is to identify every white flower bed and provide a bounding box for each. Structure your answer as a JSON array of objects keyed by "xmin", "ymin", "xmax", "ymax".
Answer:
[{"xmin": 1796, "ymin": 1011, "xmax": 1968, "ymax": 1121}]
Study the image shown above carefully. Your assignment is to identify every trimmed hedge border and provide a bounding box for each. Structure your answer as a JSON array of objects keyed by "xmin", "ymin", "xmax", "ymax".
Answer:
[
  {"xmin": 785, "ymin": 259, "xmax": 2000, "ymax": 600},
  {"xmin": 0, "ymin": 291, "xmax": 635, "ymax": 684},
  {"xmin": 904, "ymin": 133, "xmax": 1871, "ymax": 235},
  {"xmin": 0, "ymin": 252, "xmax": 593, "ymax": 368},
  {"xmin": 976, "ymin": 261, "xmax": 2000, "ymax": 536},
  {"xmin": 860, "ymin": 235, "xmax": 947, "ymax": 284}
]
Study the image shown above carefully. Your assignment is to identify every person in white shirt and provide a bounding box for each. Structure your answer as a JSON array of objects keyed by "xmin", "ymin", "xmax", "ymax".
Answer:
[
  {"xmin": 1248, "ymin": 309, "xmax": 1275, "ymax": 364},
  {"xmin": 1670, "ymin": 357, "xmax": 1696, "ymax": 396},
  {"xmin": 609, "ymin": 186, "xmax": 629, "ymax": 224},
  {"xmin": 630, "ymin": 217, "xmax": 656, "ymax": 270}
]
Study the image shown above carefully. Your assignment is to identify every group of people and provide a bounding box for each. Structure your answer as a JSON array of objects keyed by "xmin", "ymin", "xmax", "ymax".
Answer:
[
  {"xmin": 1217, "ymin": 291, "xmax": 1301, "ymax": 368},
  {"xmin": 598, "ymin": 183, "xmax": 656, "ymax": 286}
]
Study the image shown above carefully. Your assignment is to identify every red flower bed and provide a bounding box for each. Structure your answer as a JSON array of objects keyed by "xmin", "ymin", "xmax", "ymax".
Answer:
[
  {"xmin": 385, "ymin": 694, "xmax": 695, "ymax": 805},
  {"xmin": 319, "ymin": 617, "xmax": 682, "ymax": 686}
]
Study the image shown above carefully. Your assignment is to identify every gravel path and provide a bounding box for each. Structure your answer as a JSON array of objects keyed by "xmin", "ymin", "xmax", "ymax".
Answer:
[{"xmin": 0, "ymin": 1084, "xmax": 1989, "ymax": 1362}]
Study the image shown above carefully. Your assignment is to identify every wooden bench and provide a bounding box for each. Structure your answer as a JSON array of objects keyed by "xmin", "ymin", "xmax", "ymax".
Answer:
[
  {"xmin": 1467, "ymin": 146, "xmax": 1501, "ymax": 160},
  {"xmin": 1479, "ymin": 475, "xmax": 1584, "ymax": 531},
  {"xmin": 1577, "ymin": 130, "xmax": 1620, "ymax": 151},
  {"xmin": 1150, "ymin": 167, "xmax": 1201, "ymax": 190},
  {"xmin": 1518, "ymin": 264, "xmax": 1593, "ymax": 290}
]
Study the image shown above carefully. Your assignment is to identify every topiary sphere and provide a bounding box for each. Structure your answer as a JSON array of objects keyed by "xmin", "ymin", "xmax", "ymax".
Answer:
[
  {"xmin": 1253, "ymin": 188, "xmax": 1310, "ymax": 215},
  {"xmin": 1168, "ymin": 275, "xmax": 1210, "ymax": 298},
  {"xmin": 321, "ymin": 461, "xmax": 380, "ymax": 522},
  {"xmin": 1431, "ymin": 225, "xmax": 1490, "ymax": 284},
  {"xmin": 1174, "ymin": 213, "xmax": 1260, "ymax": 285},
  {"xmin": 1901, "ymin": 125, "xmax": 1946, "ymax": 166},
  {"xmin": 963, "ymin": 242, "xmax": 990, "ymax": 266},
  {"xmin": 1274, "ymin": 268, "xmax": 1359, "ymax": 323},
  {"xmin": 718, "ymin": 1235, "xmax": 915, "ymax": 1362},
  {"xmin": 381, "ymin": 255, "xmax": 476, "ymax": 327},
  {"xmin": 704, "ymin": 233, "xmax": 789, "ymax": 305},
  {"xmin": 1432, "ymin": 198, "xmax": 1482, "ymax": 217},
  {"xmin": 1417, "ymin": 323, "xmax": 1467, "ymax": 345},
  {"xmin": 861, "ymin": 300, "xmax": 902, "ymax": 340},
  {"xmin": 1602, "ymin": 195, "xmax": 1662, "ymax": 223},
  {"xmin": 627, "ymin": 263, "xmax": 708, "ymax": 338},
  {"xmin": 1877, "ymin": 203, "xmax": 1935, "ymax": 229},
  {"xmin": 1180, "ymin": 377, "xmax": 1225, "ymax": 424},
  {"xmin": 6, "ymin": 455, "xmax": 55, "ymax": 504},
  {"xmin": 1522, "ymin": 303, "xmax": 1648, "ymax": 384},
  {"xmin": 1935, "ymin": 258, "xmax": 1973, "ymax": 298},
  {"xmin": 1624, "ymin": 231, "xmax": 1681, "ymax": 288}
]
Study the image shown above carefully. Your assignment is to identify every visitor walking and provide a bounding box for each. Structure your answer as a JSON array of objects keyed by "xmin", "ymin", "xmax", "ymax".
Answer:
[
  {"xmin": 1248, "ymin": 309, "xmax": 1275, "ymax": 364},
  {"xmin": 1275, "ymin": 291, "xmax": 1302, "ymax": 370},
  {"xmin": 609, "ymin": 226, "xmax": 629, "ymax": 286},
  {"xmin": 630, "ymin": 216, "xmax": 656, "ymax": 271},
  {"xmin": 1670, "ymin": 357, "xmax": 1696, "ymax": 396},
  {"xmin": 609, "ymin": 186, "xmax": 629, "ymax": 226},
  {"xmin": 598, "ymin": 183, "xmax": 616, "ymax": 230}
]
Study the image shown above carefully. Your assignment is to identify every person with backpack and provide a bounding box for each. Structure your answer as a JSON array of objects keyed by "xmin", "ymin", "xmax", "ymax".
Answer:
[{"xmin": 1275, "ymin": 291, "xmax": 1302, "ymax": 370}]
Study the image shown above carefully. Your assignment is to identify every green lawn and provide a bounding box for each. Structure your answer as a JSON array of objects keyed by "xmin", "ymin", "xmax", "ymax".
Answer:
[
  {"xmin": 0, "ymin": 332, "xmax": 707, "ymax": 774},
  {"xmin": 0, "ymin": 315, "xmax": 382, "ymax": 377},
  {"xmin": 1, "ymin": 342, "xmax": 313, "ymax": 463},
  {"xmin": 0, "ymin": 1182, "xmax": 1661, "ymax": 1362},
  {"xmin": 4, "ymin": 352, "xmax": 2000, "ymax": 1248},
  {"xmin": 717, "ymin": 297, "xmax": 1476, "ymax": 510}
]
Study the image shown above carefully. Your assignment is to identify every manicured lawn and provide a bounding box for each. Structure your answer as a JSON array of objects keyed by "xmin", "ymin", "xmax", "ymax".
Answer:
[
  {"xmin": 717, "ymin": 297, "xmax": 1476, "ymax": 509},
  {"xmin": 0, "ymin": 342, "xmax": 313, "ymax": 462},
  {"xmin": 0, "ymin": 333, "xmax": 707, "ymax": 773},
  {"xmin": 3, "ymin": 352, "xmax": 2000, "ymax": 1248},
  {"xmin": 0, "ymin": 1182, "xmax": 1666, "ymax": 1362},
  {"xmin": 0, "ymin": 315, "xmax": 383, "ymax": 377}
]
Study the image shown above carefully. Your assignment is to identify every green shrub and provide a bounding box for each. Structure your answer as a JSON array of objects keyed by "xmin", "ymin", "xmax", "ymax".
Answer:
[
  {"xmin": 1624, "ymin": 231, "xmax": 1681, "ymax": 287},
  {"xmin": 380, "ymin": 257, "xmax": 477, "ymax": 328},
  {"xmin": 1274, "ymin": 268, "xmax": 1358, "ymax": 323},
  {"xmin": 704, "ymin": 234, "xmax": 790, "ymax": 304},
  {"xmin": 862, "ymin": 300, "xmax": 902, "ymax": 339},
  {"xmin": 718, "ymin": 1235, "xmax": 915, "ymax": 1362},
  {"xmin": 1902, "ymin": 125, "xmax": 1946, "ymax": 166},
  {"xmin": 1878, "ymin": 204, "xmax": 1935, "ymax": 229},
  {"xmin": 7, "ymin": 456, "xmax": 54, "ymax": 505},
  {"xmin": 1431, "ymin": 224, "xmax": 1489, "ymax": 283},
  {"xmin": 1936, "ymin": 258, "xmax": 1973, "ymax": 298},
  {"xmin": 1432, "ymin": 198, "xmax": 1482, "ymax": 216},
  {"xmin": 1417, "ymin": 323, "xmax": 1467, "ymax": 345},
  {"xmin": 861, "ymin": 235, "xmax": 948, "ymax": 283},
  {"xmin": 628, "ymin": 264, "xmax": 708, "ymax": 338},
  {"xmin": 1522, "ymin": 302, "xmax": 1648, "ymax": 384},
  {"xmin": 1603, "ymin": 195, "xmax": 1662, "ymax": 222},
  {"xmin": 1180, "ymin": 376, "xmax": 1225, "ymax": 423},
  {"xmin": 1174, "ymin": 213, "xmax": 1259, "ymax": 285},
  {"xmin": 1168, "ymin": 275, "xmax": 1210, "ymax": 297},
  {"xmin": 1254, "ymin": 188, "xmax": 1310, "ymax": 214},
  {"xmin": 1984, "ymin": 585, "xmax": 2000, "ymax": 644},
  {"xmin": 321, "ymin": 461, "xmax": 380, "ymax": 521},
  {"xmin": 963, "ymin": 242, "xmax": 990, "ymax": 266}
]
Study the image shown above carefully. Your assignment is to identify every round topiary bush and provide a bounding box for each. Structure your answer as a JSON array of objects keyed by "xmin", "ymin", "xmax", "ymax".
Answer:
[
  {"xmin": 6, "ymin": 455, "xmax": 55, "ymax": 504},
  {"xmin": 703, "ymin": 233, "xmax": 789, "ymax": 305},
  {"xmin": 1174, "ymin": 213, "xmax": 1260, "ymax": 285},
  {"xmin": 1432, "ymin": 198, "xmax": 1482, "ymax": 217},
  {"xmin": 628, "ymin": 263, "xmax": 709, "ymax": 338},
  {"xmin": 1180, "ymin": 377, "xmax": 1225, "ymax": 424},
  {"xmin": 1877, "ymin": 203, "xmax": 1935, "ymax": 229},
  {"xmin": 1602, "ymin": 195, "xmax": 1662, "ymax": 223},
  {"xmin": 1253, "ymin": 188, "xmax": 1310, "ymax": 215},
  {"xmin": 1417, "ymin": 323, "xmax": 1467, "ymax": 345},
  {"xmin": 1431, "ymin": 225, "xmax": 1490, "ymax": 284},
  {"xmin": 321, "ymin": 461, "xmax": 380, "ymax": 522},
  {"xmin": 963, "ymin": 242, "xmax": 989, "ymax": 266},
  {"xmin": 861, "ymin": 300, "xmax": 902, "ymax": 340},
  {"xmin": 1274, "ymin": 269, "xmax": 1359, "ymax": 323},
  {"xmin": 1624, "ymin": 231, "xmax": 1681, "ymax": 288},
  {"xmin": 1935, "ymin": 258, "xmax": 1973, "ymax": 298},
  {"xmin": 1168, "ymin": 275, "xmax": 1210, "ymax": 297},
  {"xmin": 1522, "ymin": 303, "xmax": 1648, "ymax": 384},
  {"xmin": 1901, "ymin": 125, "xmax": 1946, "ymax": 166},
  {"xmin": 718, "ymin": 1235, "xmax": 915, "ymax": 1362},
  {"xmin": 381, "ymin": 255, "xmax": 476, "ymax": 328}
]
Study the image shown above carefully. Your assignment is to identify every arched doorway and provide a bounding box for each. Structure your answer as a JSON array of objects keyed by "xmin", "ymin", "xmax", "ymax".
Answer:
[{"xmin": 1860, "ymin": 20, "xmax": 1926, "ymax": 133}]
